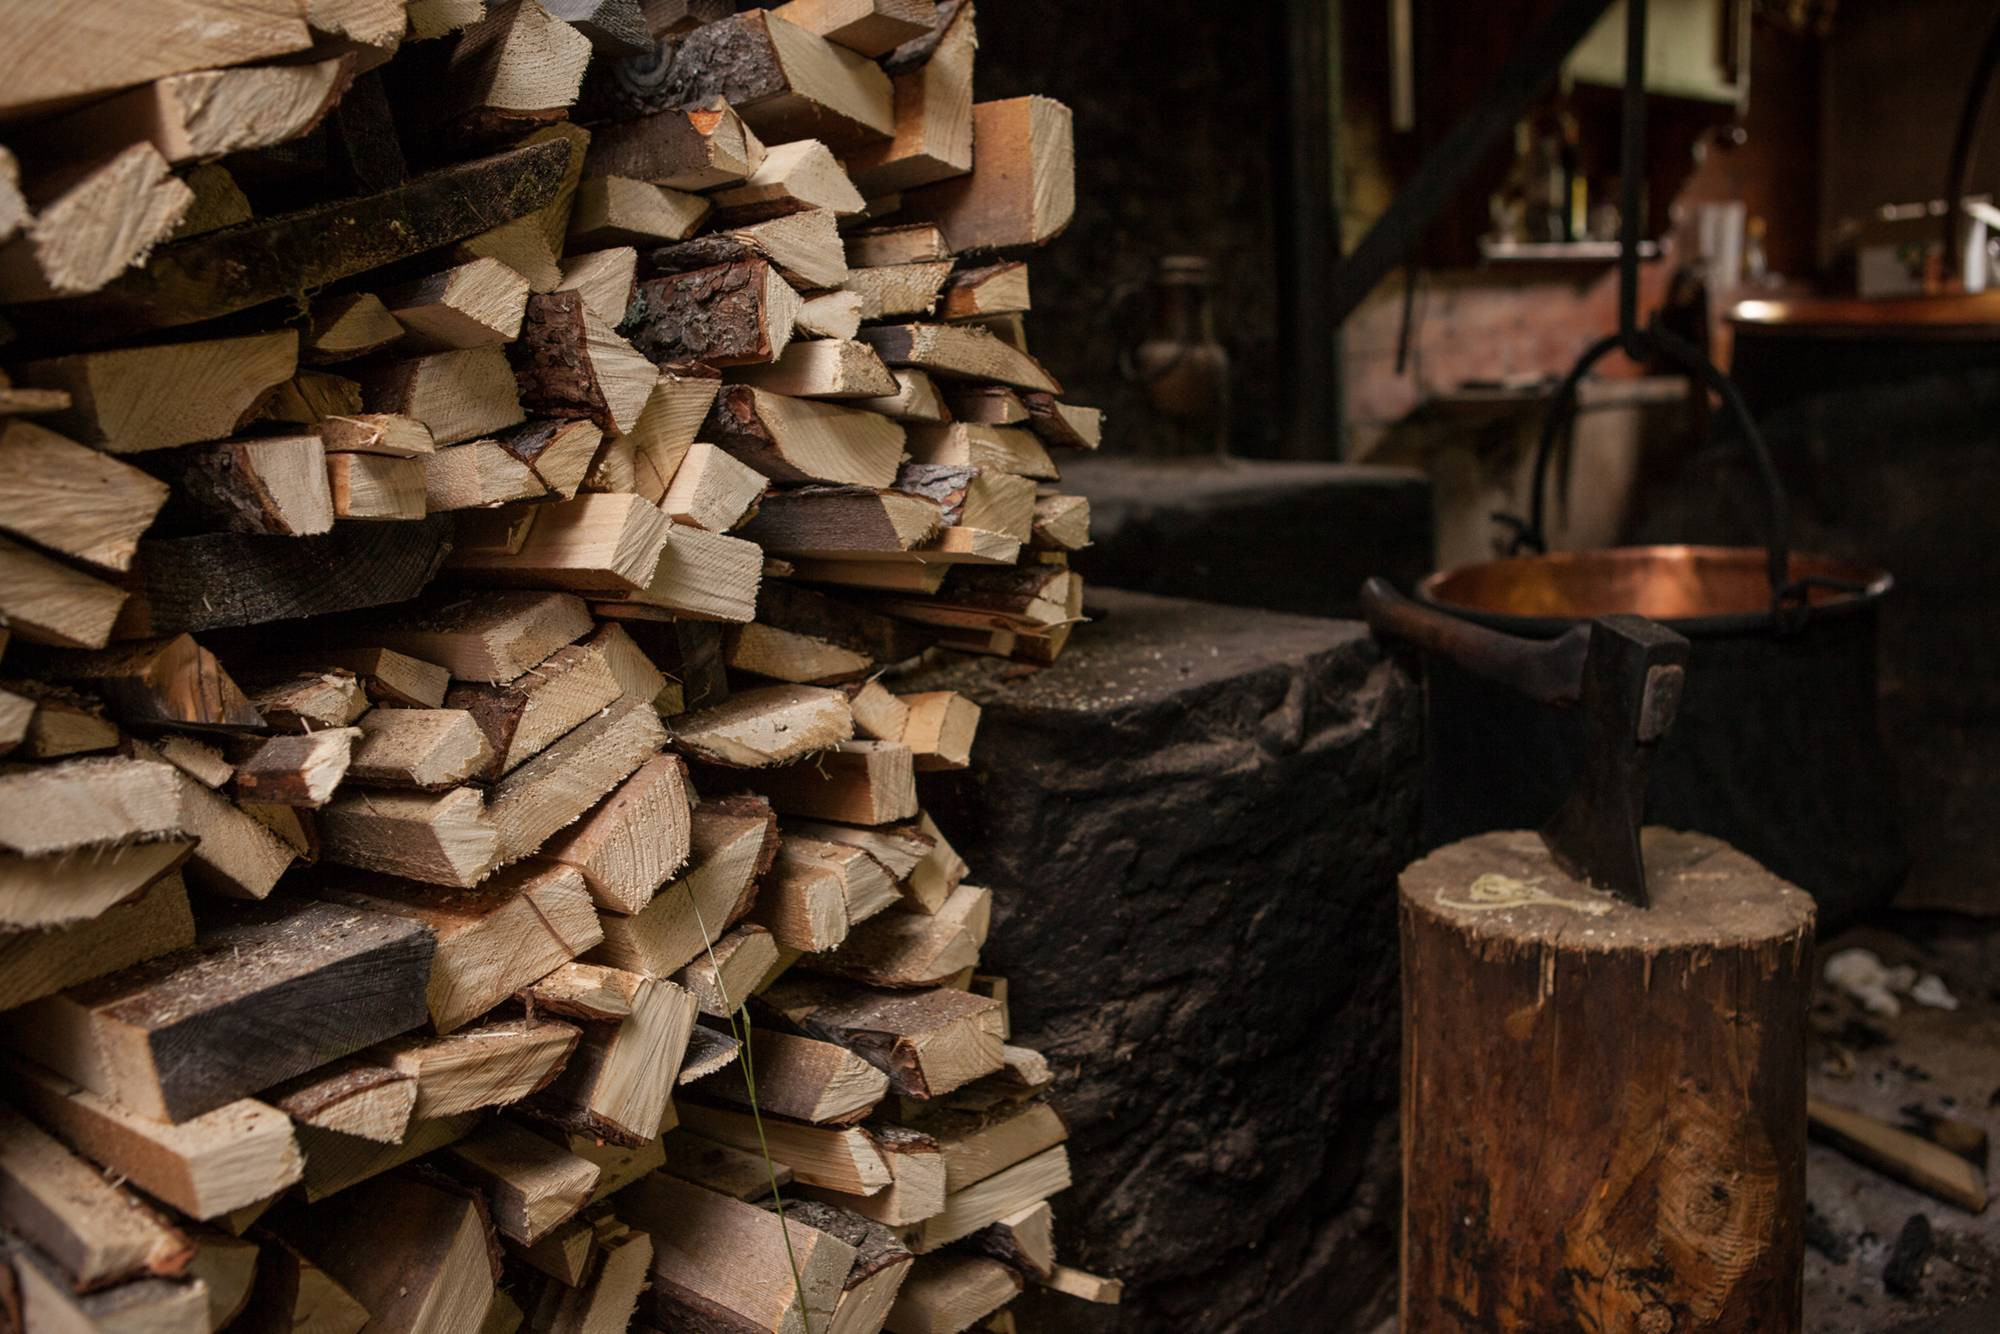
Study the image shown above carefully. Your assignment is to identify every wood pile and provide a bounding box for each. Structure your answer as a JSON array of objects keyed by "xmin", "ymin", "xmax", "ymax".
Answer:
[{"xmin": 0, "ymin": 3, "xmax": 1112, "ymax": 1331}]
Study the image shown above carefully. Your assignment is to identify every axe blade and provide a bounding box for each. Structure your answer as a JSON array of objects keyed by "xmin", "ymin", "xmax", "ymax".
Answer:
[{"xmin": 1538, "ymin": 615, "xmax": 1690, "ymax": 907}]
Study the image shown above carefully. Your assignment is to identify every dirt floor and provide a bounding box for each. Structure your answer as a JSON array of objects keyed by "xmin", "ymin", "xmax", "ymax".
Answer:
[{"xmin": 1803, "ymin": 918, "xmax": 2000, "ymax": 1330}]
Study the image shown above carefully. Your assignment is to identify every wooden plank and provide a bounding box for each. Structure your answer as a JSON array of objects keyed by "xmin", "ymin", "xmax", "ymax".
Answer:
[
  {"xmin": 0, "ymin": 875, "xmax": 195, "ymax": 1011},
  {"xmin": 5, "ymin": 899, "xmax": 435, "ymax": 1123}
]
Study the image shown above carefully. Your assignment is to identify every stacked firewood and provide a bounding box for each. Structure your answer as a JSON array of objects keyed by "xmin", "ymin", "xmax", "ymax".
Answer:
[{"xmin": 0, "ymin": 2, "xmax": 1111, "ymax": 1331}]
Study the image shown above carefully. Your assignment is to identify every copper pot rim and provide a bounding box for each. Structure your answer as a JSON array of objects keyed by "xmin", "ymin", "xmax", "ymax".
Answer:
[{"xmin": 1416, "ymin": 544, "xmax": 1893, "ymax": 636}]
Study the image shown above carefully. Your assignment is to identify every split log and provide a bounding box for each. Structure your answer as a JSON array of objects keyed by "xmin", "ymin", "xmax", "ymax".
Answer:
[
  {"xmin": 255, "ymin": 367, "xmax": 362, "ymax": 425},
  {"xmin": 0, "ymin": 144, "xmax": 193, "ymax": 302},
  {"xmin": 0, "ymin": 421, "xmax": 169, "ymax": 572},
  {"xmin": 156, "ymin": 433, "xmax": 335, "ymax": 536},
  {"xmin": 675, "ymin": 1103, "xmax": 891, "ymax": 1195},
  {"xmin": 971, "ymin": 1199, "xmax": 1056, "ymax": 1280},
  {"xmin": 718, "ymin": 739, "xmax": 918, "ymax": 825},
  {"xmin": 616, "ymin": 617, "xmax": 729, "ymax": 713},
  {"xmin": 442, "ymin": 0, "xmax": 594, "ymax": 134},
  {"xmin": 778, "ymin": 833, "xmax": 902, "ymax": 926},
  {"xmin": 440, "ymin": 1121, "xmax": 598, "ymax": 1245},
  {"xmin": 383, "ymin": 257, "xmax": 531, "ymax": 350},
  {"xmin": 319, "ymin": 785, "xmax": 500, "ymax": 888},
  {"xmin": 846, "ymin": 223, "xmax": 950, "ymax": 267},
  {"xmin": 450, "ymin": 491, "xmax": 671, "ymax": 593},
  {"xmin": 541, "ymin": 753, "xmax": 695, "ymax": 913},
  {"xmin": 899, "ymin": 690, "xmax": 980, "ymax": 769},
  {"xmin": 675, "ymin": 923, "xmax": 780, "ymax": 1015},
  {"xmin": 739, "ymin": 485, "xmax": 943, "ymax": 558},
  {"xmin": 512, "ymin": 289, "xmax": 657, "ymax": 433},
  {"xmin": 347, "ymin": 708, "xmax": 494, "ymax": 789},
  {"xmin": 1030, "ymin": 493, "xmax": 1091, "ymax": 550},
  {"xmin": 31, "ymin": 633, "xmax": 261, "ymax": 731},
  {"xmin": 607, "ymin": 366, "xmax": 720, "ymax": 504},
  {"xmin": 733, "ymin": 339, "xmax": 899, "ymax": 400},
  {"xmin": 306, "ymin": 293, "xmax": 405, "ymax": 364},
  {"xmin": 244, "ymin": 668, "xmax": 365, "ymax": 732},
  {"xmin": 1399, "ymin": 828, "xmax": 1813, "ymax": 1330},
  {"xmin": 886, "ymin": 1254, "xmax": 1023, "ymax": 1334},
  {"xmin": 645, "ymin": 207, "xmax": 848, "ymax": 290},
  {"xmin": 568, "ymin": 175, "xmax": 709, "ymax": 250},
  {"xmin": 903, "ymin": 97, "xmax": 1075, "ymax": 252},
  {"xmin": 859, "ymin": 324, "xmax": 1060, "ymax": 394},
  {"xmin": 455, "ymin": 123, "xmax": 590, "ymax": 292},
  {"xmin": 725, "ymin": 581, "xmax": 926, "ymax": 683},
  {"xmin": 0, "ymin": 838, "xmax": 189, "ymax": 935},
  {"xmin": 797, "ymin": 289, "xmax": 866, "ymax": 340},
  {"xmin": 658, "ymin": 1129, "xmax": 789, "ymax": 1200},
  {"xmin": 659, "ymin": 441, "xmax": 767, "ymax": 532},
  {"xmin": 845, "ymin": 1, "xmax": 974, "ymax": 196},
  {"xmin": 842, "ymin": 260, "xmax": 953, "ymax": 319},
  {"xmin": 898, "ymin": 462, "xmax": 1035, "ymax": 540},
  {"xmin": 228, "ymin": 1235, "xmax": 368, "ymax": 1334},
  {"xmin": 521, "ymin": 961, "xmax": 648, "ymax": 1022},
  {"xmin": 749, "ymin": 840, "xmax": 855, "ymax": 954},
  {"xmin": 12, "ymin": 330, "xmax": 296, "ymax": 454},
  {"xmin": 374, "ymin": 1017, "xmax": 582, "ymax": 1117},
  {"xmin": 285, "ymin": 646, "xmax": 449, "ymax": 708},
  {"xmin": 591, "ymin": 802, "xmax": 774, "ymax": 976},
  {"xmin": 669, "ymin": 683, "xmax": 854, "ymax": 768},
  {"xmin": 771, "ymin": 0, "xmax": 937, "ymax": 56},
  {"xmin": 265, "ymin": 1058, "xmax": 417, "ymax": 1145},
  {"xmin": 446, "ymin": 638, "xmax": 622, "ymax": 781},
  {"xmin": 424, "ymin": 419, "xmax": 604, "ymax": 509},
  {"xmin": 659, "ymin": 11, "xmax": 894, "ymax": 146},
  {"xmin": 545, "ymin": 1218, "xmax": 652, "ymax": 1334},
  {"xmin": 0, "ymin": 756, "xmax": 182, "ymax": 857},
  {"xmin": 232, "ymin": 727, "xmax": 360, "ymax": 807},
  {"xmin": 0, "ymin": 1101, "xmax": 193, "ymax": 1291},
  {"xmin": 911, "ymin": 1145, "xmax": 1070, "ymax": 1251},
  {"xmin": 847, "ymin": 680, "xmax": 911, "ymax": 741},
  {"xmin": 557, "ymin": 244, "xmax": 639, "ymax": 324},
  {"xmin": 583, "ymin": 99, "xmax": 767, "ymax": 191},
  {"xmin": 943, "ymin": 385, "xmax": 1029, "ymax": 425},
  {"xmin": 361, "ymin": 589, "xmax": 592, "ymax": 683},
  {"xmin": 903, "ymin": 422, "xmax": 1056, "ymax": 480},
  {"xmin": 704, "ymin": 385, "xmax": 905, "ymax": 487},
  {"xmin": 5, "ymin": 898, "xmax": 435, "ymax": 1122},
  {"xmin": 804, "ymin": 1125, "xmax": 942, "ymax": 1228},
  {"xmin": 1807, "ymin": 1097, "xmax": 1989, "ymax": 1213},
  {"xmin": 486, "ymin": 696, "xmax": 667, "ymax": 864},
  {"xmin": 853, "ymin": 367, "xmax": 952, "ymax": 425},
  {"xmin": 895, "ymin": 1100, "xmax": 1065, "ymax": 1195},
  {"xmin": 805, "ymin": 895, "xmax": 982, "ymax": 988},
  {"xmin": 761, "ymin": 976, "xmax": 1006, "ymax": 1098},
  {"xmin": 1020, "ymin": 391, "xmax": 1101, "ymax": 450},
  {"xmin": 708, "ymin": 1028, "xmax": 890, "ymax": 1126},
  {"xmin": 316, "ymin": 412, "xmax": 436, "ymax": 457},
  {"xmin": 362, "ymin": 344, "xmax": 525, "ymax": 445},
  {"xmin": 622, "ymin": 259, "xmax": 802, "ymax": 368},
  {"xmin": 162, "ymin": 753, "xmax": 300, "ymax": 898},
  {"xmin": 525, "ymin": 975, "xmax": 698, "ymax": 1145},
  {"xmin": 601, "ymin": 522, "xmax": 764, "ymax": 622},
  {"xmin": 712, "ymin": 139, "xmax": 865, "ymax": 223},
  {"xmin": 283, "ymin": 1176, "xmax": 495, "ymax": 1333},
  {"xmin": 327, "ymin": 450, "xmax": 427, "ymax": 519},
  {"xmin": 941, "ymin": 262, "xmax": 1030, "ymax": 320},
  {"xmin": 544, "ymin": 0, "xmax": 653, "ymax": 52},
  {"xmin": 2, "ymin": 1055, "xmax": 301, "ymax": 1221}
]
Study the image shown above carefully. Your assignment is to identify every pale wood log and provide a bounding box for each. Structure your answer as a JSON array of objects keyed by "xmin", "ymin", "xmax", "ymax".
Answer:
[
  {"xmin": 383, "ymin": 257, "xmax": 531, "ymax": 351},
  {"xmin": 911, "ymin": 1145, "xmax": 1070, "ymax": 1252},
  {"xmin": 732, "ymin": 339, "xmax": 899, "ymax": 400},
  {"xmin": 1019, "ymin": 391, "xmax": 1100, "ymax": 450},
  {"xmin": 450, "ymin": 122, "xmax": 589, "ymax": 296},
  {"xmin": 307, "ymin": 293, "xmax": 404, "ymax": 364},
  {"xmin": 675, "ymin": 923, "xmax": 780, "ymax": 1016},
  {"xmin": 231, "ymin": 727, "xmax": 360, "ymax": 807},
  {"xmin": 445, "ymin": 637, "xmax": 623, "ymax": 780},
  {"xmin": 675, "ymin": 1102, "xmax": 889, "ymax": 1195},
  {"xmin": 512, "ymin": 289, "xmax": 656, "ymax": 434},
  {"xmin": 941, "ymin": 262, "xmax": 1029, "ymax": 320},
  {"xmin": 942, "ymin": 385, "xmax": 1029, "ymax": 426},
  {"xmin": 0, "ymin": 144, "xmax": 193, "ymax": 302},
  {"xmin": 600, "ymin": 522, "xmax": 764, "ymax": 622},
  {"xmin": 319, "ymin": 785, "xmax": 500, "ymax": 888},
  {"xmin": 797, "ymin": 289, "xmax": 866, "ymax": 340},
  {"xmin": 361, "ymin": 344, "xmax": 525, "ymax": 446},
  {"xmin": 185, "ymin": 1227, "xmax": 259, "ymax": 1330},
  {"xmin": 893, "ymin": 1099, "xmax": 1064, "ymax": 1195},
  {"xmin": 327, "ymin": 451, "xmax": 427, "ymax": 519},
  {"xmin": 803, "ymin": 1123, "xmax": 941, "ymax": 1229},
  {"xmin": 362, "ymin": 590, "xmax": 592, "ymax": 684},
  {"xmin": 487, "ymin": 696, "xmax": 667, "ymax": 864},
  {"xmin": 442, "ymin": 1121, "xmax": 599, "ymax": 1245},
  {"xmin": 903, "ymin": 97, "xmax": 1074, "ymax": 251},
  {"xmin": 265, "ymin": 1058, "xmax": 416, "ymax": 1145},
  {"xmin": 546, "ymin": 1218, "xmax": 652, "ymax": 1334},
  {"xmin": 704, "ymin": 386, "xmax": 905, "ymax": 487},
  {"xmin": 661, "ymin": 11, "xmax": 894, "ymax": 146},
  {"xmin": 589, "ymin": 620, "xmax": 674, "ymax": 711},
  {"xmin": 11, "ymin": 330, "xmax": 295, "ymax": 455},
  {"xmin": 845, "ymin": 3, "xmax": 975, "ymax": 195},
  {"xmin": 841, "ymin": 261, "xmax": 952, "ymax": 319},
  {"xmin": 885, "ymin": 1254, "xmax": 1023, "ymax": 1333},
  {"xmin": 423, "ymin": 420, "xmax": 604, "ymax": 510},
  {"xmin": 0, "ymin": 755, "xmax": 181, "ymax": 856},
  {"xmin": 509, "ymin": 1212, "xmax": 596, "ymax": 1286},
  {"xmin": 252, "ymin": 367, "xmax": 362, "ymax": 425},
  {"xmin": 7, "ymin": 1248, "xmax": 208, "ymax": 1332},
  {"xmin": 599, "ymin": 367, "xmax": 719, "ymax": 504},
  {"xmin": 762, "ymin": 976, "xmax": 1005, "ymax": 1098},
  {"xmin": 780, "ymin": 833, "xmax": 902, "ymax": 926},
  {"xmin": 373, "ymin": 1018, "xmax": 582, "ymax": 1118},
  {"xmin": 591, "ymin": 801, "xmax": 773, "ymax": 975},
  {"xmin": 658, "ymin": 442, "xmax": 766, "ymax": 533},
  {"xmin": 0, "ymin": 421, "xmax": 168, "ymax": 572},
  {"xmin": 669, "ymin": 683, "xmax": 854, "ymax": 768},
  {"xmin": 658, "ymin": 1128, "xmax": 789, "ymax": 1200},
  {"xmin": 153, "ymin": 734, "xmax": 233, "ymax": 788},
  {"xmin": 852, "ymin": 367, "xmax": 951, "ymax": 426},
  {"xmin": 0, "ymin": 872, "xmax": 194, "ymax": 1008},
  {"xmin": 714, "ymin": 139, "xmax": 866, "ymax": 223},
  {"xmin": 557, "ymin": 245, "xmax": 639, "ymax": 325},
  {"xmin": 541, "ymin": 753, "xmax": 694, "ymax": 914},
  {"xmin": 968, "ymin": 1199, "xmax": 1055, "ymax": 1280},
  {"xmin": 846, "ymin": 224, "xmax": 950, "ymax": 267},
  {"xmin": 1029, "ymin": 493, "xmax": 1090, "ymax": 551},
  {"xmin": 3, "ymin": 1055, "xmax": 300, "ymax": 1221},
  {"xmin": 324, "ymin": 862, "xmax": 601, "ymax": 1033},
  {"xmin": 1038, "ymin": 1264, "xmax": 1122, "ymax": 1305},
  {"xmin": 348, "ymin": 708, "xmax": 494, "ymax": 789},
  {"xmin": 899, "ymin": 690, "xmax": 979, "ymax": 770},
  {"xmin": 316, "ymin": 411, "xmax": 436, "ymax": 457},
  {"xmin": 569, "ymin": 176, "xmax": 709, "ymax": 251},
  {"xmin": 723, "ymin": 740, "xmax": 917, "ymax": 824},
  {"xmin": 751, "ymin": 840, "xmax": 853, "ymax": 954},
  {"xmin": 525, "ymin": 975, "xmax": 697, "ymax": 1145},
  {"xmin": 584, "ymin": 99, "xmax": 766, "ymax": 191},
  {"xmin": 804, "ymin": 896, "xmax": 981, "ymax": 988},
  {"xmin": 902, "ymin": 422, "xmax": 1056, "ymax": 480},
  {"xmin": 566, "ymin": 1130, "xmax": 667, "ymax": 1201},
  {"xmin": 442, "ymin": 0, "xmax": 595, "ymax": 130},
  {"xmin": 709, "ymin": 1027, "xmax": 889, "ymax": 1126},
  {"xmin": 451, "ymin": 492, "xmax": 672, "ymax": 594},
  {"xmin": 0, "ymin": 838, "xmax": 189, "ymax": 934},
  {"xmin": 846, "ymin": 680, "xmax": 912, "ymax": 741},
  {"xmin": 243, "ymin": 667, "xmax": 365, "ymax": 733},
  {"xmin": 148, "ymin": 748, "xmax": 299, "ymax": 898},
  {"xmin": 1809, "ymin": 1097, "xmax": 1989, "ymax": 1213}
]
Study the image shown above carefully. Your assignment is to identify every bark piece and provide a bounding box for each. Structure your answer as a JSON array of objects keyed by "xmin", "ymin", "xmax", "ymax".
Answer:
[{"xmin": 622, "ymin": 259, "xmax": 802, "ymax": 368}]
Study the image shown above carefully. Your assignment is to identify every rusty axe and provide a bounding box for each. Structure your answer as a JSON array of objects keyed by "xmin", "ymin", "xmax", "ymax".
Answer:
[{"xmin": 1360, "ymin": 577, "xmax": 1690, "ymax": 907}]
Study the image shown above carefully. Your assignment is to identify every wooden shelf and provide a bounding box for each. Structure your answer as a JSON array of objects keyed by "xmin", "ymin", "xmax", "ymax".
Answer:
[
  {"xmin": 1729, "ymin": 291, "xmax": 2000, "ymax": 340},
  {"xmin": 1478, "ymin": 239, "xmax": 1663, "ymax": 265}
]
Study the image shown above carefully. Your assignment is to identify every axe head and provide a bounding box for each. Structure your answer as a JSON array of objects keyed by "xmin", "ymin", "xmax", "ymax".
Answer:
[{"xmin": 1539, "ymin": 614, "xmax": 1690, "ymax": 907}]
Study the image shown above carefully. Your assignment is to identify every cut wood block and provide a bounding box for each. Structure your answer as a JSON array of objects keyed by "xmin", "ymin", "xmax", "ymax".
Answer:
[
  {"xmin": 943, "ymin": 385, "xmax": 1029, "ymax": 426},
  {"xmin": 441, "ymin": 1121, "xmax": 598, "ymax": 1245},
  {"xmin": 443, "ymin": 0, "xmax": 594, "ymax": 129},
  {"xmin": 676, "ymin": 1102, "xmax": 889, "ymax": 1195},
  {"xmin": 520, "ymin": 961, "xmax": 648, "ymax": 1021},
  {"xmin": 542, "ymin": 753, "xmax": 694, "ymax": 914},
  {"xmin": 512, "ymin": 289, "xmax": 656, "ymax": 434},
  {"xmin": 604, "ymin": 522, "xmax": 764, "ymax": 622},
  {"xmin": 237, "ymin": 798, "xmax": 315, "ymax": 860},
  {"xmin": 802, "ymin": 1124, "xmax": 941, "ymax": 1229},
  {"xmin": 771, "ymin": 0, "xmax": 936, "ymax": 55},
  {"xmin": 762, "ymin": 977, "xmax": 1005, "ymax": 1098},
  {"xmin": 325, "ymin": 862, "xmax": 601, "ymax": 1033},
  {"xmin": 568, "ymin": 175, "xmax": 709, "ymax": 250},
  {"xmin": 901, "ymin": 463, "xmax": 1035, "ymax": 541},
  {"xmin": 661, "ymin": 11, "xmax": 894, "ymax": 146},
  {"xmin": 897, "ymin": 1099, "xmax": 1065, "ymax": 1194},
  {"xmin": 713, "ymin": 139, "xmax": 865, "ymax": 222},
  {"xmin": 584, "ymin": 98, "xmax": 767, "ymax": 191},
  {"xmin": 1020, "ymin": 391, "xmax": 1100, "ymax": 450},
  {"xmin": 659, "ymin": 442, "xmax": 767, "ymax": 533},
  {"xmin": 669, "ymin": 683, "xmax": 854, "ymax": 768},
  {"xmin": 903, "ymin": 97, "xmax": 1074, "ymax": 252},
  {"xmin": 525, "ymin": 975, "xmax": 697, "ymax": 1145},
  {"xmin": 604, "ymin": 366, "xmax": 720, "ymax": 503},
  {"xmin": 546, "ymin": 1219, "xmax": 652, "ymax": 1333},
  {"xmin": 732, "ymin": 339, "xmax": 899, "ymax": 400},
  {"xmin": 841, "ymin": 260, "xmax": 952, "ymax": 319},
  {"xmin": 805, "ymin": 897, "xmax": 980, "ymax": 988},
  {"xmin": 899, "ymin": 690, "xmax": 979, "ymax": 770},
  {"xmin": 708, "ymin": 1027, "xmax": 889, "ymax": 1126},
  {"xmin": 232, "ymin": 727, "xmax": 360, "ymax": 807},
  {"xmin": 265, "ymin": 1058, "xmax": 416, "ymax": 1145},
  {"xmin": 255, "ymin": 367, "xmax": 363, "ymax": 425},
  {"xmin": 797, "ymin": 289, "xmax": 866, "ymax": 340},
  {"xmin": 0, "ymin": 1101, "xmax": 192, "ymax": 1291},
  {"xmin": 446, "ymin": 639, "xmax": 622, "ymax": 781},
  {"xmin": 740, "ymin": 485, "xmax": 943, "ymax": 558},
  {"xmin": 285, "ymin": 1175, "xmax": 495, "ymax": 1334},
  {"xmin": 0, "ymin": 1, "xmax": 314, "ymax": 122},
  {"xmin": 383, "ymin": 257, "xmax": 531, "ymax": 351},
  {"xmin": 941, "ymin": 262, "xmax": 1030, "ymax": 320},
  {"xmin": 11, "ymin": 331, "xmax": 295, "ymax": 455},
  {"xmin": 557, "ymin": 245, "xmax": 639, "ymax": 325},
  {"xmin": 292, "ymin": 1112, "xmax": 479, "ymax": 1203},
  {"xmin": 624, "ymin": 259, "xmax": 802, "ymax": 368},
  {"xmin": 589, "ymin": 620, "xmax": 673, "ymax": 712},
  {"xmin": 789, "ymin": 822, "xmax": 934, "ymax": 891},
  {"xmin": 0, "ymin": 421, "xmax": 168, "ymax": 572},
  {"xmin": 288, "ymin": 646, "xmax": 448, "ymax": 708},
  {"xmin": 780, "ymin": 833, "xmax": 902, "ymax": 926},
  {"xmin": 327, "ymin": 451, "xmax": 428, "ymax": 519},
  {"xmin": 374, "ymin": 1017, "xmax": 582, "ymax": 1117},
  {"xmin": 225, "ymin": 1233, "xmax": 367, "ymax": 1334},
  {"xmin": 843, "ymin": 0, "xmax": 974, "ymax": 195},
  {"xmin": 723, "ymin": 582, "xmax": 922, "ymax": 683},
  {"xmin": 148, "ymin": 752, "xmax": 299, "ymax": 899},
  {"xmin": 1039, "ymin": 1264, "xmax": 1123, "ymax": 1305},
  {"xmin": 0, "ymin": 144, "xmax": 193, "ymax": 303},
  {"xmin": 1030, "ymin": 493, "xmax": 1090, "ymax": 551},
  {"xmin": 5, "ymin": 899, "xmax": 433, "ymax": 1123},
  {"xmin": 853, "ymin": 367, "xmax": 951, "ymax": 425},
  {"xmin": 307, "ymin": 293, "xmax": 404, "ymax": 364},
  {"xmin": 618, "ymin": 1173, "xmax": 856, "ymax": 1332},
  {"xmin": 11, "ymin": 140, "xmax": 572, "ymax": 346},
  {"xmin": 912, "ymin": 1145, "xmax": 1070, "ymax": 1251},
  {"xmin": 750, "ymin": 841, "xmax": 854, "ymax": 953},
  {"xmin": 348, "ymin": 708, "xmax": 494, "ymax": 790},
  {"xmin": 970, "ymin": 1198, "xmax": 1055, "ymax": 1279},
  {"xmin": 33, "ymin": 634, "xmax": 261, "ymax": 731},
  {"xmin": 860, "ymin": 324, "xmax": 1059, "ymax": 394},
  {"xmin": 320, "ymin": 785, "xmax": 500, "ymax": 888},
  {"xmin": 451, "ymin": 491, "xmax": 672, "ymax": 594},
  {"xmin": 3, "ymin": 1055, "xmax": 300, "ymax": 1221},
  {"xmin": 423, "ymin": 420, "xmax": 602, "ymax": 510},
  {"xmin": 0, "ymin": 756, "xmax": 181, "ymax": 857},
  {"xmin": 487, "ymin": 696, "xmax": 667, "ymax": 864},
  {"xmin": 363, "ymin": 590, "xmax": 592, "ymax": 684},
  {"xmin": 1808, "ymin": 1096, "xmax": 1990, "ymax": 1213},
  {"xmin": 705, "ymin": 386, "xmax": 905, "ymax": 487},
  {"xmin": 675, "ymin": 923, "xmax": 779, "ymax": 1016},
  {"xmin": 244, "ymin": 668, "xmax": 366, "ymax": 732},
  {"xmin": 0, "ymin": 839, "xmax": 188, "ymax": 936},
  {"xmin": 903, "ymin": 422, "xmax": 1056, "ymax": 480},
  {"xmin": 316, "ymin": 412, "xmax": 437, "ymax": 458},
  {"xmin": 725, "ymin": 740, "xmax": 918, "ymax": 824},
  {"xmin": 646, "ymin": 206, "xmax": 847, "ymax": 291},
  {"xmin": 845, "ymin": 223, "xmax": 950, "ymax": 267},
  {"xmin": 846, "ymin": 680, "xmax": 911, "ymax": 741},
  {"xmin": 153, "ymin": 735, "xmax": 233, "ymax": 788},
  {"xmin": 886, "ymin": 1254, "xmax": 1023, "ymax": 1334},
  {"xmin": 362, "ymin": 344, "xmax": 525, "ymax": 447},
  {"xmin": 590, "ymin": 801, "xmax": 773, "ymax": 975},
  {"xmin": 681, "ymin": 1026, "xmax": 743, "ymax": 1084},
  {"xmin": 888, "ymin": 563, "xmax": 1079, "ymax": 634}
]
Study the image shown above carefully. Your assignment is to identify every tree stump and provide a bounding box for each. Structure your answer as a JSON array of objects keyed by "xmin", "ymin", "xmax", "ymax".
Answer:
[{"xmin": 1399, "ymin": 827, "xmax": 1815, "ymax": 1332}]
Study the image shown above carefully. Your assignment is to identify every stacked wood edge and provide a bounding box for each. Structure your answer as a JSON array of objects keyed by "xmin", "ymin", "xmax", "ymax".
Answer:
[{"xmin": 0, "ymin": 2, "xmax": 1113, "ymax": 1332}]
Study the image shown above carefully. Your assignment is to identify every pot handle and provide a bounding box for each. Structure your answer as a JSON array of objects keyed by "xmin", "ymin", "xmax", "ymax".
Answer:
[{"xmin": 1361, "ymin": 577, "xmax": 1590, "ymax": 707}]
